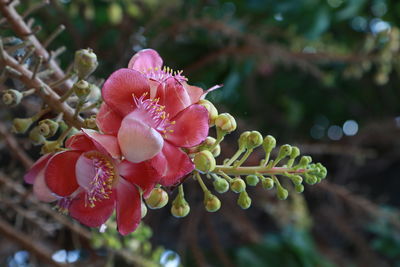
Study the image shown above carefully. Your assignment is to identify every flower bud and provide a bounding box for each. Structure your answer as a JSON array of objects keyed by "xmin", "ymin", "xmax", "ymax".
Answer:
[
  {"xmin": 262, "ymin": 135, "xmax": 276, "ymax": 153},
  {"xmin": 38, "ymin": 119, "xmax": 59, "ymax": 138},
  {"xmin": 141, "ymin": 201, "xmax": 148, "ymax": 218},
  {"xmin": 238, "ymin": 131, "xmax": 251, "ymax": 149},
  {"xmin": 87, "ymin": 84, "xmax": 101, "ymax": 103},
  {"xmin": 83, "ymin": 115, "xmax": 97, "ymax": 129},
  {"xmin": 41, "ymin": 140, "xmax": 61, "ymax": 154},
  {"xmin": 290, "ymin": 146, "xmax": 300, "ymax": 159},
  {"xmin": 2, "ymin": 89, "xmax": 23, "ymax": 106},
  {"xmin": 74, "ymin": 48, "xmax": 98, "ymax": 79},
  {"xmin": 29, "ymin": 127, "xmax": 46, "ymax": 145},
  {"xmin": 73, "ymin": 80, "xmax": 91, "ymax": 99},
  {"xmin": 245, "ymin": 174, "xmax": 259, "ymax": 186},
  {"xmin": 198, "ymin": 137, "xmax": 220, "ymax": 157},
  {"xmin": 204, "ymin": 192, "xmax": 221, "ymax": 212},
  {"xmin": 278, "ymin": 144, "xmax": 292, "ymax": 159},
  {"xmin": 295, "ymin": 184, "xmax": 304, "ymax": 193},
  {"xmin": 145, "ymin": 188, "xmax": 169, "ymax": 209},
  {"xmin": 213, "ymin": 177, "xmax": 229, "ymax": 193},
  {"xmin": 215, "ymin": 113, "xmax": 236, "ymax": 133},
  {"xmin": 291, "ymin": 175, "xmax": 303, "ymax": 186},
  {"xmin": 198, "ymin": 99, "xmax": 218, "ymax": 126},
  {"xmin": 12, "ymin": 117, "xmax": 33, "ymax": 134},
  {"xmin": 262, "ymin": 177, "xmax": 274, "ymax": 190},
  {"xmin": 305, "ymin": 175, "xmax": 317, "ymax": 185},
  {"xmin": 171, "ymin": 199, "xmax": 190, "ymax": 218},
  {"xmin": 277, "ymin": 186, "xmax": 289, "ymax": 200},
  {"xmin": 194, "ymin": 150, "xmax": 216, "ymax": 173},
  {"xmin": 246, "ymin": 131, "xmax": 263, "ymax": 149},
  {"xmin": 298, "ymin": 156, "xmax": 311, "ymax": 168},
  {"xmin": 237, "ymin": 191, "xmax": 252, "ymax": 209},
  {"xmin": 230, "ymin": 177, "xmax": 246, "ymax": 193}
]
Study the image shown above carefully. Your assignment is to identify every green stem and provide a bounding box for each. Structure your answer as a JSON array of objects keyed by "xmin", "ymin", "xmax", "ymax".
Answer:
[
  {"xmin": 195, "ymin": 172, "xmax": 209, "ymax": 193},
  {"xmin": 214, "ymin": 165, "xmax": 307, "ymax": 177},
  {"xmin": 234, "ymin": 148, "xmax": 253, "ymax": 167},
  {"xmin": 224, "ymin": 148, "xmax": 245, "ymax": 167},
  {"xmin": 57, "ymin": 126, "xmax": 72, "ymax": 144},
  {"xmin": 178, "ymin": 184, "xmax": 185, "ymax": 198},
  {"xmin": 217, "ymin": 171, "xmax": 233, "ymax": 182}
]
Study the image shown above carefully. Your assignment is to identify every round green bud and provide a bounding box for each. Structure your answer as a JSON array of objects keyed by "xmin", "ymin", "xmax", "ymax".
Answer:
[
  {"xmin": 298, "ymin": 156, "xmax": 311, "ymax": 167},
  {"xmin": 198, "ymin": 137, "xmax": 221, "ymax": 157},
  {"xmin": 262, "ymin": 135, "xmax": 276, "ymax": 152},
  {"xmin": 278, "ymin": 144, "xmax": 292, "ymax": 159},
  {"xmin": 41, "ymin": 140, "xmax": 61, "ymax": 154},
  {"xmin": 2, "ymin": 89, "xmax": 23, "ymax": 106},
  {"xmin": 305, "ymin": 175, "xmax": 317, "ymax": 185},
  {"xmin": 262, "ymin": 177, "xmax": 274, "ymax": 190},
  {"xmin": 277, "ymin": 187, "xmax": 289, "ymax": 200},
  {"xmin": 171, "ymin": 200, "xmax": 190, "ymax": 218},
  {"xmin": 237, "ymin": 191, "xmax": 252, "ymax": 209},
  {"xmin": 12, "ymin": 117, "xmax": 33, "ymax": 134},
  {"xmin": 295, "ymin": 184, "xmax": 304, "ymax": 193},
  {"xmin": 245, "ymin": 175, "xmax": 259, "ymax": 186},
  {"xmin": 290, "ymin": 146, "xmax": 300, "ymax": 159},
  {"xmin": 246, "ymin": 131, "xmax": 263, "ymax": 149},
  {"xmin": 291, "ymin": 175, "xmax": 303, "ymax": 186},
  {"xmin": 145, "ymin": 188, "xmax": 169, "ymax": 209},
  {"xmin": 215, "ymin": 113, "xmax": 237, "ymax": 133},
  {"xmin": 73, "ymin": 80, "xmax": 91, "ymax": 99},
  {"xmin": 83, "ymin": 115, "xmax": 97, "ymax": 129},
  {"xmin": 28, "ymin": 127, "xmax": 46, "ymax": 145},
  {"xmin": 194, "ymin": 150, "xmax": 216, "ymax": 173},
  {"xmin": 238, "ymin": 131, "xmax": 251, "ymax": 149},
  {"xmin": 141, "ymin": 201, "xmax": 148, "ymax": 218},
  {"xmin": 38, "ymin": 119, "xmax": 59, "ymax": 138},
  {"xmin": 204, "ymin": 192, "xmax": 221, "ymax": 212},
  {"xmin": 198, "ymin": 99, "xmax": 218, "ymax": 126},
  {"xmin": 213, "ymin": 177, "xmax": 229, "ymax": 193},
  {"xmin": 230, "ymin": 177, "xmax": 246, "ymax": 193},
  {"xmin": 74, "ymin": 48, "xmax": 98, "ymax": 79}
]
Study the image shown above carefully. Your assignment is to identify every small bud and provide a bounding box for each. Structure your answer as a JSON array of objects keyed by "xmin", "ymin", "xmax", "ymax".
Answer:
[
  {"xmin": 141, "ymin": 201, "xmax": 148, "ymax": 218},
  {"xmin": 83, "ymin": 115, "xmax": 97, "ymax": 129},
  {"xmin": 145, "ymin": 188, "xmax": 169, "ymax": 209},
  {"xmin": 73, "ymin": 80, "xmax": 91, "ymax": 99},
  {"xmin": 87, "ymin": 84, "xmax": 101, "ymax": 102},
  {"xmin": 278, "ymin": 144, "xmax": 292, "ymax": 159},
  {"xmin": 198, "ymin": 137, "xmax": 220, "ymax": 157},
  {"xmin": 298, "ymin": 156, "xmax": 311, "ymax": 168},
  {"xmin": 238, "ymin": 131, "xmax": 251, "ymax": 149},
  {"xmin": 38, "ymin": 119, "xmax": 59, "ymax": 138},
  {"xmin": 245, "ymin": 174, "xmax": 259, "ymax": 186},
  {"xmin": 305, "ymin": 175, "xmax": 317, "ymax": 185},
  {"xmin": 198, "ymin": 99, "xmax": 218, "ymax": 126},
  {"xmin": 74, "ymin": 48, "xmax": 98, "ymax": 79},
  {"xmin": 246, "ymin": 131, "xmax": 263, "ymax": 149},
  {"xmin": 29, "ymin": 127, "xmax": 46, "ymax": 145},
  {"xmin": 262, "ymin": 135, "xmax": 276, "ymax": 153},
  {"xmin": 291, "ymin": 175, "xmax": 303, "ymax": 186},
  {"xmin": 2, "ymin": 89, "xmax": 23, "ymax": 106},
  {"xmin": 12, "ymin": 117, "xmax": 33, "ymax": 134},
  {"xmin": 277, "ymin": 186, "xmax": 289, "ymax": 200},
  {"xmin": 215, "ymin": 113, "xmax": 237, "ymax": 133},
  {"xmin": 213, "ymin": 177, "xmax": 229, "ymax": 193},
  {"xmin": 295, "ymin": 184, "xmax": 304, "ymax": 193},
  {"xmin": 262, "ymin": 177, "xmax": 274, "ymax": 190},
  {"xmin": 204, "ymin": 192, "xmax": 221, "ymax": 212},
  {"xmin": 194, "ymin": 150, "xmax": 216, "ymax": 173},
  {"xmin": 237, "ymin": 191, "xmax": 252, "ymax": 209},
  {"xmin": 171, "ymin": 198, "xmax": 190, "ymax": 218},
  {"xmin": 290, "ymin": 146, "xmax": 300, "ymax": 158},
  {"xmin": 230, "ymin": 177, "xmax": 246, "ymax": 193},
  {"xmin": 41, "ymin": 140, "xmax": 61, "ymax": 154}
]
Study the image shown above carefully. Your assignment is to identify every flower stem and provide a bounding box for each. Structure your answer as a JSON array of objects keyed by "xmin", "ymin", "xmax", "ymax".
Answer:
[
  {"xmin": 233, "ymin": 148, "xmax": 253, "ymax": 167},
  {"xmin": 214, "ymin": 165, "xmax": 307, "ymax": 176},
  {"xmin": 224, "ymin": 148, "xmax": 245, "ymax": 167},
  {"xmin": 195, "ymin": 172, "xmax": 209, "ymax": 193}
]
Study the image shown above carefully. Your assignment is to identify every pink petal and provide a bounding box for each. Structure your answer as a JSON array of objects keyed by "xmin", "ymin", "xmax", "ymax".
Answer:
[
  {"xmin": 65, "ymin": 133, "xmax": 96, "ymax": 151},
  {"xmin": 118, "ymin": 112, "xmax": 164, "ymax": 163},
  {"xmin": 102, "ymin": 68, "xmax": 150, "ymax": 117},
  {"xmin": 69, "ymin": 191, "xmax": 115, "ymax": 227},
  {"xmin": 183, "ymin": 83, "xmax": 205, "ymax": 104},
  {"xmin": 33, "ymin": 169, "xmax": 58, "ymax": 202},
  {"xmin": 118, "ymin": 160, "xmax": 160, "ymax": 197},
  {"xmin": 166, "ymin": 104, "xmax": 209, "ymax": 148},
  {"xmin": 115, "ymin": 178, "xmax": 141, "ymax": 235},
  {"xmin": 82, "ymin": 129, "xmax": 121, "ymax": 159},
  {"xmin": 97, "ymin": 103, "xmax": 123, "ymax": 135},
  {"xmin": 151, "ymin": 142, "xmax": 194, "ymax": 186},
  {"xmin": 24, "ymin": 154, "xmax": 52, "ymax": 184},
  {"xmin": 159, "ymin": 78, "xmax": 192, "ymax": 118},
  {"xmin": 128, "ymin": 49, "xmax": 163, "ymax": 72},
  {"xmin": 45, "ymin": 151, "xmax": 81, "ymax": 197},
  {"xmin": 75, "ymin": 153, "xmax": 96, "ymax": 191}
]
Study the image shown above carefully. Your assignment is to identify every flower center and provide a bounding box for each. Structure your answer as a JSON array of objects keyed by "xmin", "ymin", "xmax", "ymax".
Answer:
[
  {"xmin": 133, "ymin": 93, "xmax": 175, "ymax": 138},
  {"xmin": 142, "ymin": 66, "xmax": 187, "ymax": 84}
]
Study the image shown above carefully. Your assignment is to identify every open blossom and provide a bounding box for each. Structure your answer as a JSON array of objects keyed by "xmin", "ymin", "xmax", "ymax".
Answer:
[
  {"xmin": 24, "ymin": 129, "xmax": 159, "ymax": 235},
  {"xmin": 97, "ymin": 49, "xmax": 211, "ymax": 186}
]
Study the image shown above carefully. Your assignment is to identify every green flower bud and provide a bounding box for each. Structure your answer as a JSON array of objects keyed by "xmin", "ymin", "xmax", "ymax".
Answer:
[
  {"xmin": 262, "ymin": 135, "xmax": 276, "ymax": 153},
  {"xmin": 291, "ymin": 175, "xmax": 303, "ymax": 186},
  {"xmin": 83, "ymin": 115, "xmax": 97, "ymax": 129},
  {"xmin": 238, "ymin": 131, "xmax": 251, "ymax": 149},
  {"xmin": 215, "ymin": 113, "xmax": 237, "ymax": 133},
  {"xmin": 12, "ymin": 117, "xmax": 34, "ymax": 134},
  {"xmin": 41, "ymin": 140, "xmax": 61, "ymax": 154},
  {"xmin": 87, "ymin": 84, "xmax": 101, "ymax": 103},
  {"xmin": 213, "ymin": 177, "xmax": 229, "ymax": 193},
  {"xmin": 305, "ymin": 175, "xmax": 317, "ymax": 185},
  {"xmin": 204, "ymin": 192, "xmax": 221, "ymax": 212},
  {"xmin": 194, "ymin": 150, "xmax": 216, "ymax": 173},
  {"xmin": 2, "ymin": 89, "xmax": 23, "ymax": 106},
  {"xmin": 73, "ymin": 80, "xmax": 91, "ymax": 99},
  {"xmin": 298, "ymin": 156, "xmax": 311, "ymax": 168},
  {"xmin": 38, "ymin": 119, "xmax": 59, "ymax": 138},
  {"xmin": 278, "ymin": 144, "xmax": 292, "ymax": 159},
  {"xmin": 277, "ymin": 186, "xmax": 289, "ymax": 200},
  {"xmin": 171, "ymin": 198, "xmax": 190, "ymax": 218},
  {"xmin": 245, "ymin": 174, "xmax": 259, "ymax": 186},
  {"xmin": 237, "ymin": 191, "xmax": 252, "ymax": 209},
  {"xmin": 198, "ymin": 99, "xmax": 218, "ymax": 126},
  {"xmin": 290, "ymin": 146, "xmax": 300, "ymax": 159},
  {"xmin": 74, "ymin": 48, "xmax": 98, "ymax": 79},
  {"xmin": 29, "ymin": 127, "xmax": 46, "ymax": 145},
  {"xmin": 145, "ymin": 188, "xmax": 169, "ymax": 209},
  {"xmin": 198, "ymin": 137, "xmax": 220, "ymax": 157},
  {"xmin": 262, "ymin": 177, "xmax": 274, "ymax": 190},
  {"xmin": 295, "ymin": 184, "xmax": 304, "ymax": 193},
  {"xmin": 230, "ymin": 177, "xmax": 246, "ymax": 193},
  {"xmin": 246, "ymin": 131, "xmax": 263, "ymax": 149},
  {"xmin": 141, "ymin": 201, "xmax": 148, "ymax": 218}
]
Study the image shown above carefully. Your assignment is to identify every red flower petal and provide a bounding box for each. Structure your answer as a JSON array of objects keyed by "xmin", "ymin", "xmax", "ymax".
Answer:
[
  {"xmin": 118, "ymin": 160, "xmax": 160, "ymax": 197},
  {"xmin": 102, "ymin": 68, "xmax": 150, "ymax": 117},
  {"xmin": 128, "ymin": 49, "xmax": 163, "ymax": 72},
  {"xmin": 82, "ymin": 129, "xmax": 121, "ymax": 159},
  {"xmin": 33, "ymin": 169, "xmax": 58, "ymax": 202},
  {"xmin": 151, "ymin": 142, "xmax": 194, "ymax": 186},
  {"xmin": 45, "ymin": 151, "xmax": 81, "ymax": 197},
  {"xmin": 24, "ymin": 154, "xmax": 52, "ymax": 184},
  {"xmin": 65, "ymin": 133, "xmax": 96, "ymax": 151},
  {"xmin": 166, "ymin": 104, "xmax": 209, "ymax": 148},
  {"xmin": 115, "ymin": 178, "xmax": 141, "ymax": 235},
  {"xmin": 97, "ymin": 103, "xmax": 123, "ymax": 135},
  {"xmin": 69, "ymin": 191, "xmax": 115, "ymax": 227},
  {"xmin": 159, "ymin": 79, "xmax": 192, "ymax": 118},
  {"xmin": 183, "ymin": 83, "xmax": 205, "ymax": 104}
]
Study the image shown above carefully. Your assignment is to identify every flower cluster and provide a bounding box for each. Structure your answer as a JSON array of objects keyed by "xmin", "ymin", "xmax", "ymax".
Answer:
[{"xmin": 25, "ymin": 49, "xmax": 211, "ymax": 235}]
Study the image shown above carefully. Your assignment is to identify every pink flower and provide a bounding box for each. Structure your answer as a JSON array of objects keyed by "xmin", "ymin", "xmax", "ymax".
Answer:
[
  {"xmin": 97, "ymin": 49, "xmax": 210, "ymax": 186},
  {"xmin": 24, "ymin": 129, "xmax": 159, "ymax": 235}
]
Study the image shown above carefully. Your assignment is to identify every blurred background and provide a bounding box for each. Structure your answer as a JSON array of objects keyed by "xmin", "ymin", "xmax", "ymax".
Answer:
[{"xmin": 1, "ymin": 0, "xmax": 400, "ymax": 266}]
